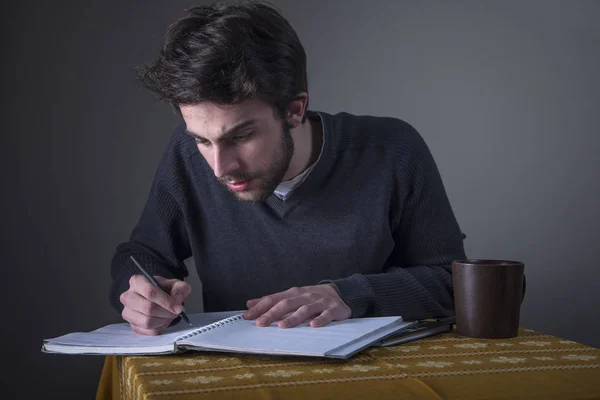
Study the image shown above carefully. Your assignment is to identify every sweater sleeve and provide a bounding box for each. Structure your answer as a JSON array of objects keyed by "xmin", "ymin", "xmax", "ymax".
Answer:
[
  {"xmin": 109, "ymin": 130, "xmax": 193, "ymax": 314},
  {"xmin": 326, "ymin": 127, "xmax": 466, "ymax": 320}
]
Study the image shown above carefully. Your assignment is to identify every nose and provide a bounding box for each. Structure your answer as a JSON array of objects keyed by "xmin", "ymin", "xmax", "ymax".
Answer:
[{"xmin": 212, "ymin": 145, "xmax": 240, "ymax": 178}]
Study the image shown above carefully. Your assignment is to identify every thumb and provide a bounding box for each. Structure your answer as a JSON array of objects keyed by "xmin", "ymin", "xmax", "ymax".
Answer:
[
  {"xmin": 154, "ymin": 277, "xmax": 191, "ymax": 303},
  {"xmin": 172, "ymin": 291, "xmax": 186, "ymax": 304},
  {"xmin": 156, "ymin": 277, "xmax": 192, "ymax": 303},
  {"xmin": 172, "ymin": 282, "xmax": 192, "ymax": 304}
]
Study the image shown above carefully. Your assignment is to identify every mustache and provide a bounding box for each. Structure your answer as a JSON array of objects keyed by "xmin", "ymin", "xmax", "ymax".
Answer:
[{"xmin": 218, "ymin": 172, "xmax": 259, "ymax": 184}]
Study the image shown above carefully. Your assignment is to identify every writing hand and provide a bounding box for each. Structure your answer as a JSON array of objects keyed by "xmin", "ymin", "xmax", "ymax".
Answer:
[
  {"xmin": 120, "ymin": 275, "xmax": 191, "ymax": 335},
  {"xmin": 243, "ymin": 284, "xmax": 351, "ymax": 328}
]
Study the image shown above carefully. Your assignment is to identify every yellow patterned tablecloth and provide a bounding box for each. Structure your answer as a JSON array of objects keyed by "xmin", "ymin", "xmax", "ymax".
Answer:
[{"xmin": 96, "ymin": 328, "xmax": 600, "ymax": 399}]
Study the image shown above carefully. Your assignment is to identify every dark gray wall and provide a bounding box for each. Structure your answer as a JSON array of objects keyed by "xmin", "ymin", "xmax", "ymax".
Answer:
[{"xmin": 3, "ymin": 1, "xmax": 599, "ymax": 398}]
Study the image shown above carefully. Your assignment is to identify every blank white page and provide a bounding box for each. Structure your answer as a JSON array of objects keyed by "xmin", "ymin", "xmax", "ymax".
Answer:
[
  {"xmin": 178, "ymin": 316, "xmax": 403, "ymax": 357},
  {"xmin": 43, "ymin": 311, "xmax": 241, "ymax": 352}
]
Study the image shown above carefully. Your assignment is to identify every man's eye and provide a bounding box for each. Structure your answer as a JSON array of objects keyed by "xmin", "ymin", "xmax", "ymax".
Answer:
[
  {"xmin": 195, "ymin": 138, "xmax": 211, "ymax": 146},
  {"xmin": 233, "ymin": 132, "xmax": 252, "ymax": 142}
]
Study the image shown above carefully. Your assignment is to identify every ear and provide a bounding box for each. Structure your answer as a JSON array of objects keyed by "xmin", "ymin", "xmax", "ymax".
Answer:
[{"xmin": 286, "ymin": 92, "xmax": 309, "ymax": 128}]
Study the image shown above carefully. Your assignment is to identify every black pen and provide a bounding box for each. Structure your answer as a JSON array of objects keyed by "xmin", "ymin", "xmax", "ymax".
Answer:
[
  {"xmin": 129, "ymin": 255, "xmax": 192, "ymax": 326},
  {"xmin": 373, "ymin": 321, "xmax": 453, "ymax": 347}
]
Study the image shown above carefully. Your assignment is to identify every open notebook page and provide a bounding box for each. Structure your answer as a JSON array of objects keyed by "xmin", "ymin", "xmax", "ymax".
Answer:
[
  {"xmin": 178, "ymin": 316, "xmax": 405, "ymax": 357},
  {"xmin": 43, "ymin": 311, "xmax": 241, "ymax": 354}
]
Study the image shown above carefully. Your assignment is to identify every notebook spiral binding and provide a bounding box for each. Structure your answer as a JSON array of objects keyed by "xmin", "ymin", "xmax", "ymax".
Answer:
[{"xmin": 178, "ymin": 314, "xmax": 244, "ymax": 340}]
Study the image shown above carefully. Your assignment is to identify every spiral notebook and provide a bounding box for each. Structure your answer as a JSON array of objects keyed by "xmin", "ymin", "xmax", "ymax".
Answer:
[{"xmin": 42, "ymin": 311, "xmax": 412, "ymax": 359}]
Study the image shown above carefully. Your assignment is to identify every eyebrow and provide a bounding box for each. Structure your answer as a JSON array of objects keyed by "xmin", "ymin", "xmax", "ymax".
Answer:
[{"xmin": 185, "ymin": 119, "xmax": 257, "ymax": 143}]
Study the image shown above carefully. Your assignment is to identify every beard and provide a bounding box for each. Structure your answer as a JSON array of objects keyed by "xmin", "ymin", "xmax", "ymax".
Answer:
[{"xmin": 218, "ymin": 123, "xmax": 294, "ymax": 203}]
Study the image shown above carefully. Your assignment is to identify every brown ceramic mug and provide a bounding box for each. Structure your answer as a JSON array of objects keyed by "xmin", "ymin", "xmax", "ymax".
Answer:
[{"xmin": 452, "ymin": 259, "xmax": 525, "ymax": 338}]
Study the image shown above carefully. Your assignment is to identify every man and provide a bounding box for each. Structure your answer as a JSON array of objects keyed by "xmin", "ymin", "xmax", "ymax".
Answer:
[{"xmin": 111, "ymin": 2, "xmax": 466, "ymax": 336}]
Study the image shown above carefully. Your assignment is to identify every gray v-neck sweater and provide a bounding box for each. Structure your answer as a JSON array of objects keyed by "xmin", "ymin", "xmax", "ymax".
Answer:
[{"xmin": 110, "ymin": 111, "xmax": 466, "ymax": 320}]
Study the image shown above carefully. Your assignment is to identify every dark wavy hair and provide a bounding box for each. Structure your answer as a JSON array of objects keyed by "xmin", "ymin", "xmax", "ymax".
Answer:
[{"xmin": 137, "ymin": 1, "xmax": 308, "ymax": 121}]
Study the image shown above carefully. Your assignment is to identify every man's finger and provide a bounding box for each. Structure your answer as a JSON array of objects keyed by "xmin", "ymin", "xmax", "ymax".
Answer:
[
  {"xmin": 131, "ymin": 325, "xmax": 163, "ymax": 336},
  {"xmin": 130, "ymin": 275, "xmax": 184, "ymax": 315},
  {"xmin": 278, "ymin": 303, "xmax": 322, "ymax": 328},
  {"xmin": 309, "ymin": 309, "xmax": 336, "ymax": 328},
  {"xmin": 243, "ymin": 292, "xmax": 290, "ymax": 320},
  {"xmin": 169, "ymin": 282, "xmax": 192, "ymax": 304},
  {"xmin": 245, "ymin": 287, "xmax": 304, "ymax": 319},
  {"xmin": 255, "ymin": 296, "xmax": 307, "ymax": 327},
  {"xmin": 245, "ymin": 298, "xmax": 260, "ymax": 309},
  {"xmin": 120, "ymin": 290, "xmax": 179, "ymax": 319},
  {"xmin": 155, "ymin": 277, "xmax": 191, "ymax": 295},
  {"xmin": 122, "ymin": 307, "xmax": 174, "ymax": 331}
]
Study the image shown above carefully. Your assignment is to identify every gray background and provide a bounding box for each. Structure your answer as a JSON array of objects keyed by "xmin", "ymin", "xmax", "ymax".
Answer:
[{"xmin": 3, "ymin": 0, "xmax": 599, "ymax": 398}]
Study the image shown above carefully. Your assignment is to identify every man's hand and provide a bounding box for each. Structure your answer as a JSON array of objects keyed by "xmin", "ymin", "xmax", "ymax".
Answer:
[
  {"xmin": 120, "ymin": 275, "xmax": 192, "ymax": 336},
  {"xmin": 243, "ymin": 284, "xmax": 351, "ymax": 328}
]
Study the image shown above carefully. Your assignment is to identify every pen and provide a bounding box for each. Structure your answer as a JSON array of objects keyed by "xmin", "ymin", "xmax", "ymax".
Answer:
[
  {"xmin": 373, "ymin": 321, "xmax": 452, "ymax": 347},
  {"xmin": 129, "ymin": 255, "xmax": 192, "ymax": 326}
]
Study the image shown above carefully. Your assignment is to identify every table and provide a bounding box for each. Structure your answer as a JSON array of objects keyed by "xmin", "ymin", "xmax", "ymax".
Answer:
[{"xmin": 96, "ymin": 328, "xmax": 600, "ymax": 399}]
